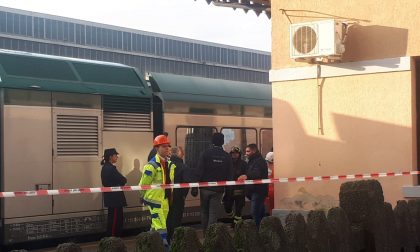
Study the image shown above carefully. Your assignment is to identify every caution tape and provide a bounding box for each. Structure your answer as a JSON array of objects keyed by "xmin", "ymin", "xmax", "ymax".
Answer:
[{"xmin": 1, "ymin": 170, "xmax": 419, "ymax": 198}]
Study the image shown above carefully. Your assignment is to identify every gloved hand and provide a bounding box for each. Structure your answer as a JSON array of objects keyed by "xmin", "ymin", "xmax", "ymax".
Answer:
[
  {"xmin": 139, "ymin": 197, "xmax": 144, "ymax": 206},
  {"xmin": 191, "ymin": 187, "xmax": 198, "ymax": 197}
]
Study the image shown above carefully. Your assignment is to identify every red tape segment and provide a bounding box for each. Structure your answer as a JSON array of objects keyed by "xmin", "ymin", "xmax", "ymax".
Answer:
[{"xmin": 1, "ymin": 170, "xmax": 419, "ymax": 198}]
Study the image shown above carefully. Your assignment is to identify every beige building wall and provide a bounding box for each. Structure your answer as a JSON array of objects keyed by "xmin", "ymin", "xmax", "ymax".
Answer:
[
  {"xmin": 273, "ymin": 69, "xmax": 416, "ymax": 209},
  {"xmin": 272, "ymin": 0, "xmax": 420, "ymax": 68},
  {"xmin": 270, "ymin": 0, "xmax": 420, "ymax": 209}
]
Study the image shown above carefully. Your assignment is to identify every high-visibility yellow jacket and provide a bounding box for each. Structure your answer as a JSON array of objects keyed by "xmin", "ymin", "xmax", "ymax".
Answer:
[{"xmin": 139, "ymin": 155, "xmax": 176, "ymax": 205}]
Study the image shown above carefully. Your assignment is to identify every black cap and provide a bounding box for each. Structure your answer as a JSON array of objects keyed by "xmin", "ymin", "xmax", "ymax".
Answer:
[
  {"xmin": 103, "ymin": 148, "xmax": 119, "ymax": 158},
  {"xmin": 212, "ymin": 132, "xmax": 224, "ymax": 146}
]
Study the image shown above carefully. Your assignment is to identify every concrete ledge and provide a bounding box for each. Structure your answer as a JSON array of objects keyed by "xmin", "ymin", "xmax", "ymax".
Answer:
[
  {"xmin": 402, "ymin": 186, "xmax": 420, "ymax": 198},
  {"xmin": 269, "ymin": 56, "xmax": 411, "ymax": 82}
]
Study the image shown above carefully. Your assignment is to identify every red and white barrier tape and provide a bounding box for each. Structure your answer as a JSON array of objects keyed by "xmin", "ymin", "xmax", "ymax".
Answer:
[{"xmin": 1, "ymin": 170, "xmax": 419, "ymax": 198}]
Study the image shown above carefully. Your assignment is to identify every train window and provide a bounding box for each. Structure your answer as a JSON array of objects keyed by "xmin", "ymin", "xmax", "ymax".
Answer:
[
  {"xmin": 260, "ymin": 128, "xmax": 273, "ymax": 157},
  {"xmin": 165, "ymin": 102, "xmax": 270, "ymax": 118},
  {"xmin": 243, "ymin": 105, "xmax": 271, "ymax": 118},
  {"xmin": 176, "ymin": 126, "xmax": 217, "ymax": 169},
  {"xmin": 264, "ymin": 106, "xmax": 272, "ymax": 118},
  {"xmin": 221, "ymin": 128, "xmax": 257, "ymax": 153},
  {"xmin": 4, "ymin": 89, "xmax": 51, "ymax": 106},
  {"xmin": 0, "ymin": 54, "xmax": 77, "ymax": 81},
  {"xmin": 52, "ymin": 92, "xmax": 100, "ymax": 109},
  {"xmin": 72, "ymin": 62, "xmax": 140, "ymax": 87},
  {"xmin": 165, "ymin": 101, "xmax": 242, "ymax": 116}
]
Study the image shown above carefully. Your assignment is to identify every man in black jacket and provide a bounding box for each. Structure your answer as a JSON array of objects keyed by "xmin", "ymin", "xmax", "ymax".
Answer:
[
  {"xmin": 100, "ymin": 148, "xmax": 127, "ymax": 237},
  {"xmin": 223, "ymin": 146, "xmax": 247, "ymax": 226},
  {"xmin": 167, "ymin": 146, "xmax": 190, "ymax": 243},
  {"xmin": 192, "ymin": 132, "xmax": 233, "ymax": 230},
  {"xmin": 238, "ymin": 144, "xmax": 268, "ymax": 229}
]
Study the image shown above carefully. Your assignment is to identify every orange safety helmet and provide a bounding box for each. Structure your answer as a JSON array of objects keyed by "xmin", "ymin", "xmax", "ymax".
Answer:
[{"xmin": 153, "ymin": 135, "xmax": 171, "ymax": 147}]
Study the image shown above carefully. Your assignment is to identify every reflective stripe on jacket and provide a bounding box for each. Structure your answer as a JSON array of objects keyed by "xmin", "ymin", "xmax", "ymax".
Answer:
[{"xmin": 139, "ymin": 154, "xmax": 176, "ymax": 204}]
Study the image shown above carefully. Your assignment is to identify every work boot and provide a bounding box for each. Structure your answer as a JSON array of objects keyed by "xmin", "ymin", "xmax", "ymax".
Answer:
[
  {"xmin": 227, "ymin": 210, "xmax": 234, "ymax": 218},
  {"xmin": 232, "ymin": 215, "xmax": 242, "ymax": 228}
]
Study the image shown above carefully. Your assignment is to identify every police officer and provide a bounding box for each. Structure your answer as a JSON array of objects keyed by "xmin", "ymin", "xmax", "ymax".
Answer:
[
  {"xmin": 167, "ymin": 146, "xmax": 189, "ymax": 244},
  {"xmin": 100, "ymin": 148, "xmax": 127, "ymax": 237},
  {"xmin": 223, "ymin": 146, "xmax": 248, "ymax": 227},
  {"xmin": 139, "ymin": 135, "xmax": 175, "ymax": 248},
  {"xmin": 193, "ymin": 132, "xmax": 233, "ymax": 230}
]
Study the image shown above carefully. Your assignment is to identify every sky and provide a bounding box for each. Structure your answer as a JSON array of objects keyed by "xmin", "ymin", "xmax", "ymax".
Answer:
[{"xmin": 0, "ymin": 0, "xmax": 271, "ymax": 52}]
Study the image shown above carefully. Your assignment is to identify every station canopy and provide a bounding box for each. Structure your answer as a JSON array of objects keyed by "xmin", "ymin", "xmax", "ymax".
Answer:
[
  {"xmin": 201, "ymin": 0, "xmax": 271, "ymax": 18},
  {"xmin": 0, "ymin": 49, "xmax": 152, "ymax": 98},
  {"xmin": 148, "ymin": 72, "xmax": 271, "ymax": 107}
]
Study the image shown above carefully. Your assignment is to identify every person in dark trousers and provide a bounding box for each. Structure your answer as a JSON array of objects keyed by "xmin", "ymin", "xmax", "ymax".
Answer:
[
  {"xmin": 148, "ymin": 132, "xmax": 168, "ymax": 161},
  {"xmin": 192, "ymin": 132, "xmax": 233, "ymax": 230},
  {"xmin": 222, "ymin": 146, "xmax": 248, "ymax": 227},
  {"xmin": 238, "ymin": 144, "xmax": 268, "ymax": 229},
  {"xmin": 100, "ymin": 148, "xmax": 127, "ymax": 237},
  {"xmin": 167, "ymin": 146, "xmax": 189, "ymax": 244}
]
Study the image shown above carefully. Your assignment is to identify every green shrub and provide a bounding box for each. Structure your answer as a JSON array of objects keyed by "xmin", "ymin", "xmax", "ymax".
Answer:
[
  {"xmin": 408, "ymin": 199, "xmax": 420, "ymax": 246},
  {"xmin": 56, "ymin": 242, "xmax": 82, "ymax": 252},
  {"xmin": 394, "ymin": 200, "xmax": 416, "ymax": 251},
  {"xmin": 259, "ymin": 216, "xmax": 287, "ymax": 252},
  {"xmin": 233, "ymin": 219, "xmax": 264, "ymax": 252},
  {"xmin": 285, "ymin": 212, "xmax": 307, "ymax": 252},
  {"xmin": 135, "ymin": 231, "xmax": 165, "ymax": 252},
  {"xmin": 327, "ymin": 207, "xmax": 350, "ymax": 252},
  {"xmin": 306, "ymin": 210, "xmax": 330, "ymax": 252},
  {"xmin": 170, "ymin": 226, "xmax": 202, "ymax": 252},
  {"xmin": 202, "ymin": 223, "xmax": 235, "ymax": 252},
  {"xmin": 98, "ymin": 237, "xmax": 127, "ymax": 252}
]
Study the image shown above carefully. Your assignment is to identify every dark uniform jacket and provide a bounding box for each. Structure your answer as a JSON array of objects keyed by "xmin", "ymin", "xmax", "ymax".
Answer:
[
  {"xmin": 101, "ymin": 162, "xmax": 127, "ymax": 207},
  {"xmin": 224, "ymin": 158, "xmax": 247, "ymax": 201},
  {"xmin": 232, "ymin": 158, "xmax": 248, "ymax": 194},
  {"xmin": 246, "ymin": 152, "xmax": 268, "ymax": 198},
  {"xmin": 194, "ymin": 145, "xmax": 233, "ymax": 192},
  {"xmin": 171, "ymin": 155, "xmax": 190, "ymax": 198},
  {"xmin": 147, "ymin": 148, "xmax": 157, "ymax": 162}
]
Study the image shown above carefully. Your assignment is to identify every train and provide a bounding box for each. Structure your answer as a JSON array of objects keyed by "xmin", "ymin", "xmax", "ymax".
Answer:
[{"xmin": 0, "ymin": 49, "xmax": 272, "ymax": 245}]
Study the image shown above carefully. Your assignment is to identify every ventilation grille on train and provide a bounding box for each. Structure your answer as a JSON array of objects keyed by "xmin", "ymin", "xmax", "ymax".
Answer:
[
  {"xmin": 103, "ymin": 96, "xmax": 152, "ymax": 130},
  {"xmin": 56, "ymin": 115, "xmax": 99, "ymax": 156}
]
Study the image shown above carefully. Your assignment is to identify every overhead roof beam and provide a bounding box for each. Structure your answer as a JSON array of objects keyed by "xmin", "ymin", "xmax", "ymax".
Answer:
[{"xmin": 202, "ymin": 0, "xmax": 271, "ymax": 18}]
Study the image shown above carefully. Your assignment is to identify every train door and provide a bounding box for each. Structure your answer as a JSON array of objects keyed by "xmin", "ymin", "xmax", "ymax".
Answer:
[
  {"xmin": 51, "ymin": 93, "xmax": 103, "ymax": 214},
  {"xmin": 175, "ymin": 126, "xmax": 217, "ymax": 171},
  {"xmin": 175, "ymin": 126, "xmax": 216, "ymax": 222},
  {"xmin": 101, "ymin": 95, "xmax": 154, "ymax": 229},
  {"xmin": 260, "ymin": 128, "xmax": 273, "ymax": 157},
  {"xmin": 2, "ymin": 89, "xmax": 53, "ymax": 243}
]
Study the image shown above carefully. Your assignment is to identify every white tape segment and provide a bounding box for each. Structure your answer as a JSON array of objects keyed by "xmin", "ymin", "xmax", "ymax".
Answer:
[{"xmin": 1, "ymin": 170, "xmax": 418, "ymax": 198}]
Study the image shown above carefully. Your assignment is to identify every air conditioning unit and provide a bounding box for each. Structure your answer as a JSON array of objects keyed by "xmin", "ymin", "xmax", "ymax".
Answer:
[{"xmin": 290, "ymin": 19, "xmax": 347, "ymax": 61}]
